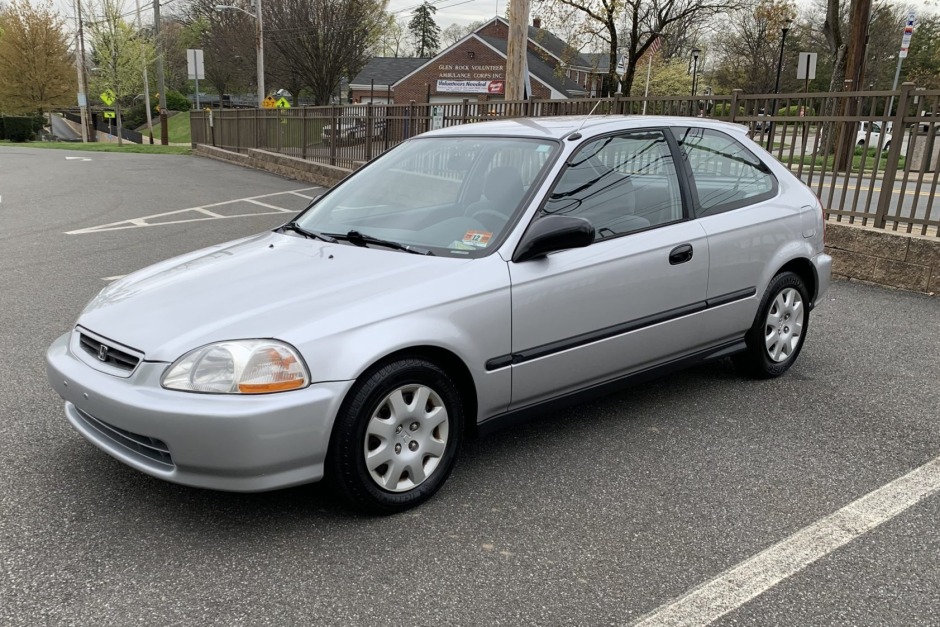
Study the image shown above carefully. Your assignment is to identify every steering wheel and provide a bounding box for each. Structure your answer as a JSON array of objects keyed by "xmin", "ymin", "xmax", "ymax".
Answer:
[{"xmin": 467, "ymin": 208, "xmax": 508, "ymax": 231}]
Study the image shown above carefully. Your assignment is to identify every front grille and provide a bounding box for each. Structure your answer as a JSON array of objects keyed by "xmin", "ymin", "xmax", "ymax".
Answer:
[
  {"xmin": 78, "ymin": 333, "xmax": 140, "ymax": 372},
  {"xmin": 75, "ymin": 408, "xmax": 174, "ymax": 468}
]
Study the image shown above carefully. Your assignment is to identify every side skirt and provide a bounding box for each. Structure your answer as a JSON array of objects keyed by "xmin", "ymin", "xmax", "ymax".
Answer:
[{"xmin": 475, "ymin": 338, "xmax": 746, "ymax": 439}]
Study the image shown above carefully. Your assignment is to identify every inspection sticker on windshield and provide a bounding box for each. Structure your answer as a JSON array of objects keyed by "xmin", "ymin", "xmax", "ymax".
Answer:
[{"xmin": 462, "ymin": 230, "xmax": 492, "ymax": 247}]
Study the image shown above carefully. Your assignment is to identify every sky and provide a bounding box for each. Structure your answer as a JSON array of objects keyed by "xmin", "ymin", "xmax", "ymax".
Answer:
[
  {"xmin": 54, "ymin": 0, "xmax": 938, "ymax": 44},
  {"xmin": 54, "ymin": 0, "xmax": 505, "ymax": 28}
]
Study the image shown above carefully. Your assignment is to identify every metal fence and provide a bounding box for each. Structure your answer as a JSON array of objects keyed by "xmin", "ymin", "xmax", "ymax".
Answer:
[{"xmin": 191, "ymin": 83, "xmax": 940, "ymax": 236}]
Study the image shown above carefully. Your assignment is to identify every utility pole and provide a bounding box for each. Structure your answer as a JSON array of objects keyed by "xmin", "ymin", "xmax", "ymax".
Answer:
[
  {"xmin": 154, "ymin": 0, "xmax": 169, "ymax": 145},
  {"xmin": 135, "ymin": 0, "xmax": 154, "ymax": 143},
  {"xmin": 836, "ymin": 0, "xmax": 872, "ymax": 170},
  {"xmin": 73, "ymin": 0, "xmax": 89, "ymax": 142},
  {"xmin": 505, "ymin": 0, "xmax": 530, "ymax": 101},
  {"xmin": 254, "ymin": 0, "xmax": 265, "ymax": 107}
]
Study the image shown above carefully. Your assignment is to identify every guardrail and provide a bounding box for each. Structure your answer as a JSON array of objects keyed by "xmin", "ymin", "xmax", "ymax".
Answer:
[{"xmin": 191, "ymin": 84, "xmax": 940, "ymax": 237}]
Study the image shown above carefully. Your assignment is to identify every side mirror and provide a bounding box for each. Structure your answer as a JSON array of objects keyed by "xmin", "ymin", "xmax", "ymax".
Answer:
[{"xmin": 513, "ymin": 215, "xmax": 595, "ymax": 262}]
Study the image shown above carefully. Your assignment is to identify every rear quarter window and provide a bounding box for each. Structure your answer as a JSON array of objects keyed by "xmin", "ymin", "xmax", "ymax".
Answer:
[{"xmin": 672, "ymin": 127, "xmax": 777, "ymax": 217}]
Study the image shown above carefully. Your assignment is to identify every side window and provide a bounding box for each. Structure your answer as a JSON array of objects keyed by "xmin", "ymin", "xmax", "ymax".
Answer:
[
  {"xmin": 542, "ymin": 130, "xmax": 683, "ymax": 240},
  {"xmin": 672, "ymin": 127, "xmax": 777, "ymax": 216}
]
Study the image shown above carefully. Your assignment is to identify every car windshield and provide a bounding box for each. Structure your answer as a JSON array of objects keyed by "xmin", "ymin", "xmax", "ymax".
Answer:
[{"xmin": 294, "ymin": 136, "xmax": 559, "ymax": 256}]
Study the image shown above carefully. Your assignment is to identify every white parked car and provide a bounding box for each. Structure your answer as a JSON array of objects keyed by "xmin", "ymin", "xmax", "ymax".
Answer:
[{"xmin": 857, "ymin": 121, "xmax": 891, "ymax": 151}]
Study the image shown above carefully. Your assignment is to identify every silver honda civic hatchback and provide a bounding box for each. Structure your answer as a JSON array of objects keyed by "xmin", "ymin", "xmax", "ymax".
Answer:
[{"xmin": 47, "ymin": 116, "xmax": 831, "ymax": 513}]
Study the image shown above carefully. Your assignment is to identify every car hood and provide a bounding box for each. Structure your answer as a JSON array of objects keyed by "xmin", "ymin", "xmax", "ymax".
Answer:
[{"xmin": 77, "ymin": 231, "xmax": 472, "ymax": 362}]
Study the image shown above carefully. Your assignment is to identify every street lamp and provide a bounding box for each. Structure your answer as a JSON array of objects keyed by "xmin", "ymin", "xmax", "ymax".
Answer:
[
  {"xmin": 768, "ymin": 18, "xmax": 793, "ymax": 149},
  {"xmin": 690, "ymin": 48, "xmax": 701, "ymax": 98},
  {"xmin": 773, "ymin": 18, "xmax": 793, "ymax": 95},
  {"xmin": 216, "ymin": 1, "xmax": 264, "ymax": 108}
]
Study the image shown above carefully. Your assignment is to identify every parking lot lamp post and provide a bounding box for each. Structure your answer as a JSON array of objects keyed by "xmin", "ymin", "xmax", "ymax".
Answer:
[
  {"xmin": 768, "ymin": 18, "xmax": 793, "ymax": 149},
  {"xmin": 690, "ymin": 48, "xmax": 700, "ymax": 98},
  {"xmin": 216, "ymin": 1, "xmax": 264, "ymax": 107}
]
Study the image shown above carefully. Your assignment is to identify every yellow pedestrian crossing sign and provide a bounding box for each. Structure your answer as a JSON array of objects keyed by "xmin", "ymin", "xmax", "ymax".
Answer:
[
  {"xmin": 262, "ymin": 96, "xmax": 277, "ymax": 109},
  {"xmin": 100, "ymin": 89, "xmax": 116, "ymax": 106},
  {"xmin": 275, "ymin": 97, "xmax": 291, "ymax": 109},
  {"xmin": 103, "ymin": 110, "xmax": 115, "ymax": 119}
]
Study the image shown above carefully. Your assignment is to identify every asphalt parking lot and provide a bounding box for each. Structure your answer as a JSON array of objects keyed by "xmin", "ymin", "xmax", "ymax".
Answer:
[{"xmin": 1, "ymin": 146, "xmax": 938, "ymax": 626}]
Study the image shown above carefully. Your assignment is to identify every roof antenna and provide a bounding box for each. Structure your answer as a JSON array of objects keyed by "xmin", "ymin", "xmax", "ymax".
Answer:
[{"xmin": 568, "ymin": 97, "xmax": 607, "ymax": 140}]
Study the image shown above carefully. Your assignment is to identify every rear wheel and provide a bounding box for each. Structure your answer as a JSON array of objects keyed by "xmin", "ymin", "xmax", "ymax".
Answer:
[
  {"xmin": 733, "ymin": 271, "xmax": 809, "ymax": 379},
  {"xmin": 327, "ymin": 358, "xmax": 464, "ymax": 514}
]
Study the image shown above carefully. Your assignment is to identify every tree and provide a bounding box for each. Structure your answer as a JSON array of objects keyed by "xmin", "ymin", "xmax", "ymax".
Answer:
[
  {"xmin": 179, "ymin": 0, "xmax": 258, "ymax": 101},
  {"xmin": 376, "ymin": 15, "xmax": 409, "ymax": 57},
  {"xmin": 441, "ymin": 20, "xmax": 483, "ymax": 46},
  {"xmin": 408, "ymin": 1, "xmax": 440, "ymax": 57},
  {"xmin": 904, "ymin": 14, "xmax": 940, "ymax": 89},
  {"xmin": 266, "ymin": 0, "xmax": 387, "ymax": 105},
  {"xmin": 645, "ymin": 56, "xmax": 693, "ymax": 96},
  {"xmin": 85, "ymin": 0, "xmax": 153, "ymax": 144},
  {"xmin": 0, "ymin": 0, "xmax": 76, "ymax": 115},
  {"xmin": 537, "ymin": 0, "xmax": 731, "ymax": 96},
  {"xmin": 710, "ymin": 0, "xmax": 797, "ymax": 94}
]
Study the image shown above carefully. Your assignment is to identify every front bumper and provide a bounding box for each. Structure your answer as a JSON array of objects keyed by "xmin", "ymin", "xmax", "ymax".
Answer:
[{"xmin": 46, "ymin": 332, "xmax": 355, "ymax": 492}]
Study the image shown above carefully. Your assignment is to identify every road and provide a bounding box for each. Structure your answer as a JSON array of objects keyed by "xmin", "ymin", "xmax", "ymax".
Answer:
[
  {"xmin": 1, "ymin": 146, "xmax": 939, "ymax": 626},
  {"xmin": 49, "ymin": 114, "xmax": 81, "ymax": 142}
]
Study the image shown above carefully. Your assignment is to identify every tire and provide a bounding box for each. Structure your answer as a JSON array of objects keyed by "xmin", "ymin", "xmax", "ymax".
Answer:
[
  {"xmin": 733, "ymin": 271, "xmax": 810, "ymax": 379},
  {"xmin": 327, "ymin": 358, "xmax": 464, "ymax": 514}
]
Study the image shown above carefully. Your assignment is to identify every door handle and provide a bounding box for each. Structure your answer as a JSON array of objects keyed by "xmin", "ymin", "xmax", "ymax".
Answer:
[{"xmin": 669, "ymin": 244, "xmax": 693, "ymax": 265}]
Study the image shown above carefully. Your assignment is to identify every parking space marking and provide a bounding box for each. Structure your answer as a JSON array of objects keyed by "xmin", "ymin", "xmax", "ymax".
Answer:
[
  {"xmin": 630, "ymin": 455, "xmax": 940, "ymax": 627},
  {"xmin": 101, "ymin": 275, "xmax": 127, "ymax": 281},
  {"xmin": 245, "ymin": 199, "xmax": 295, "ymax": 212},
  {"xmin": 288, "ymin": 191, "xmax": 314, "ymax": 199},
  {"xmin": 65, "ymin": 187, "xmax": 320, "ymax": 235}
]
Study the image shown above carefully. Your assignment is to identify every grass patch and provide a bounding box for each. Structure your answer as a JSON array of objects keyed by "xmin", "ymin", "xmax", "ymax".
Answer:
[
  {"xmin": 166, "ymin": 111, "xmax": 192, "ymax": 144},
  {"xmin": 799, "ymin": 146, "xmax": 905, "ymax": 171},
  {"xmin": 135, "ymin": 111, "xmax": 192, "ymax": 144},
  {"xmin": 0, "ymin": 140, "xmax": 191, "ymax": 154}
]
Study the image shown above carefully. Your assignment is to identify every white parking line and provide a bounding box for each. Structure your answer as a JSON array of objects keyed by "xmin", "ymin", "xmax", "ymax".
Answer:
[
  {"xmin": 65, "ymin": 187, "xmax": 320, "ymax": 235},
  {"xmin": 101, "ymin": 275, "xmax": 127, "ymax": 281},
  {"xmin": 288, "ymin": 191, "xmax": 314, "ymax": 199},
  {"xmin": 630, "ymin": 455, "xmax": 940, "ymax": 627},
  {"xmin": 245, "ymin": 199, "xmax": 295, "ymax": 212}
]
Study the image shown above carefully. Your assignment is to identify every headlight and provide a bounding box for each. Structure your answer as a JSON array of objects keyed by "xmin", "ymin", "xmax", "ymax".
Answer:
[{"xmin": 161, "ymin": 340, "xmax": 309, "ymax": 394}]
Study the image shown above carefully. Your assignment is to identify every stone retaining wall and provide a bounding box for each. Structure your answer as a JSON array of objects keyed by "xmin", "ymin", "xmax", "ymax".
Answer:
[
  {"xmin": 825, "ymin": 222, "xmax": 940, "ymax": 294},
  {"xmin": 194, "ymin": 145, "xmax": 354, "ymax": 187}
]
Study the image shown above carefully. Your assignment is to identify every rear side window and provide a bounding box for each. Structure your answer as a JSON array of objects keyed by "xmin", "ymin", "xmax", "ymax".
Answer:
[
  {"xmin": 672, "ymin": 127, "xmax": 777, "ymax": 216},
  {"xmin": 541, "ymin": 130, "xmax": 684, "ymax": 240}
]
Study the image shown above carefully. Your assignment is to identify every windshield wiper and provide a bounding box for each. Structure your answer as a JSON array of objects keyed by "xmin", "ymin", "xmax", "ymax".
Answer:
[
  {"xmin": 277, "ymin": 222, "xmax": 338, "ymax": 243},
  {"xmin": 324, "ymin": 230, "xmax": 434, "ymax": 256}
]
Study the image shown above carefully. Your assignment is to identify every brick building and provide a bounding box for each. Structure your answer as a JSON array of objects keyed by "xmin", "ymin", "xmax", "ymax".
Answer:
[{"xmin": 350, "ymin": 17, "xmax": 607, "ymax": 104}]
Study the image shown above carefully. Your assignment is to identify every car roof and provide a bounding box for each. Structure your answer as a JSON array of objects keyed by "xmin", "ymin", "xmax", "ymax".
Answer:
[{"xmin": 420, "ymin": 115, "xmax": 749, "ymax": 140}]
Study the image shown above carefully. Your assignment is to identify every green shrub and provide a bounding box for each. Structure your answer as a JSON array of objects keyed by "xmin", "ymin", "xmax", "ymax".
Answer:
[
  {"xmin": 1, "ymin": 115, "xmax": 43, "ymax": 141},
  {"xmin": 164, "ymin": 90, "xmax": 190, "ymax": 111},
  {"xmin": 776, "ymin": 104, "xmax": 817, "ymax": 116},
  {"xmin": 123, "ymin": 101, "xmax": 151, "ymax": 129},
  {"xmin": 712, "ymin": 103, "xmax": 745, "ymax": 117}
]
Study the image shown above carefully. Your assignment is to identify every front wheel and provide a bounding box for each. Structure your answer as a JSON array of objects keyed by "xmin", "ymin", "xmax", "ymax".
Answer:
[
  {"xmin": 327, "ymin": 358, "xmax": 464, "ymax": 514},
  {"xmin": 733, "ymin": 272, "xmax": 810, "ymax": 379}
]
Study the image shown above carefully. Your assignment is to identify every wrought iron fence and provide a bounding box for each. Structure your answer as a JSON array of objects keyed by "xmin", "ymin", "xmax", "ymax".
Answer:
[{"xmin": 191, "ymin": 83, "xmax": 940, "ymax": 236}]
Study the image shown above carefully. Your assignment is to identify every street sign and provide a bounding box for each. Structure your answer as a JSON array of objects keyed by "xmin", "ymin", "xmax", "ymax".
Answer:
[
  {"xmin": 797, "ymin": 53, "xmax": 817, "ymax": 80},
  {"xmin": 262, "ymin": 96, "xmax": 277, "ymax": 109},
  {"xmin": 103, "ymin": 110, "xmax": 115, "ymax": 119},
  {"xmin": 99, "ymin": 89, "xmax": 116, "ymax": 106},
  {"xmin": 430, "ymin": 106, "xmax": 444, "ymax": 130},
  {"xmin": 275, "ymin": 97, "xmax": 291, "ymax": 109},
  {"xmin": 77, "ymin": 93, "xmax": 87, "ymax": 107},
  {"xmin": 899, "ymin": 13, "xmax": 915, "ymax": 58},
  {"xmin": 186, "ymin": 49, "xmax": 205, "ymax": 80}
]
